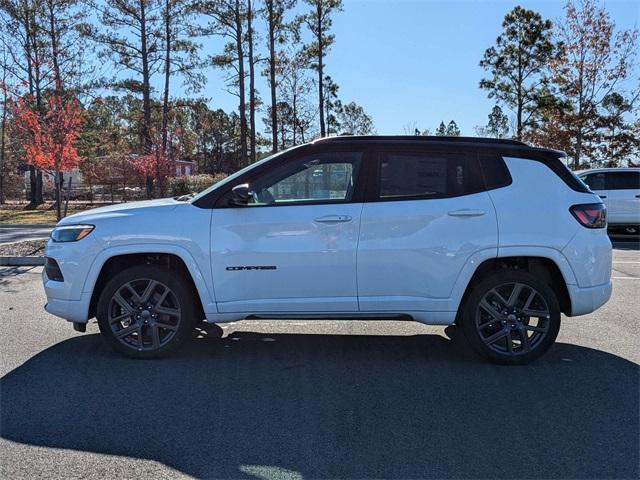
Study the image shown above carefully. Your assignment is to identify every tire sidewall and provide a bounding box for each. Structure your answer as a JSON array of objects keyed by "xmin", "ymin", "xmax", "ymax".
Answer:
[
  {"xmin": 461, "ymin": 270, "xmax": 561, "ymax": 365},
  {"xmin": 97, "ymin": 265, "xmax": 196, "ymax": 359}
]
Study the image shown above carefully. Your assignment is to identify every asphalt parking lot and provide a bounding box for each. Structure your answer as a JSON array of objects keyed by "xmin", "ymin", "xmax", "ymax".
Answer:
[{"xmin": 1, "ymin": 246, "xmax": 638, "ymax": 479}]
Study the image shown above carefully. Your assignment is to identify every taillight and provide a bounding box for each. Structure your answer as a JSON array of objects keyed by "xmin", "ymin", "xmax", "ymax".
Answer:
[{"xmin": 570, "ymin": 203, "xmax": 607, "ymax": 229}]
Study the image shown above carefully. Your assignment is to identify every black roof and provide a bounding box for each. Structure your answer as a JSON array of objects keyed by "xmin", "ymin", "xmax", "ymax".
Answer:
[{"xmin": 312, "ymin": 135, "xmax": 565, "ymax": 156}]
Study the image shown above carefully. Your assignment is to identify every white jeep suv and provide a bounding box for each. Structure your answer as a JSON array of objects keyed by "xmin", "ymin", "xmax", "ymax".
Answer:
[{"xmin": 42, "ymin": 136, "xmax": 612, "ymax": 364}]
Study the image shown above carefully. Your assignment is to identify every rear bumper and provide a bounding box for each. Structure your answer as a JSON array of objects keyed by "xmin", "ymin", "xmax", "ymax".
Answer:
[{"xmin": 566, "ymin": 280, "xmax": 612, "ymax": 317}]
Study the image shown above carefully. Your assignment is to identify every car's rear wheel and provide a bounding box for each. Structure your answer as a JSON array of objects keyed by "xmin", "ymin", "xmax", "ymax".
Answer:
[
  {"xmin": 461, "ymin": 270, "xmax": 561, "ymax": 365},
  {"xmin": 97, "ymin": 265, "xmax": 195, "ymax": 358}
]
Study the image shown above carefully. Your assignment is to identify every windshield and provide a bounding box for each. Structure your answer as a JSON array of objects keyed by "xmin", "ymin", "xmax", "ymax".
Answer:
[{"xmin": 190, "ymin": 146, "xmax": 302, "ymax": 203}]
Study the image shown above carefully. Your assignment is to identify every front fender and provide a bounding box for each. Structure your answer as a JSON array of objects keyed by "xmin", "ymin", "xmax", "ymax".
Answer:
[{"xmin": 82, "ymin": 243, "xmax": 217, "ymax": 316}]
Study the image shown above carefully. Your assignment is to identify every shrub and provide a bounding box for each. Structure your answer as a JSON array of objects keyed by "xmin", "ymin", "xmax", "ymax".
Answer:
[{"xmin": 168, "ymin": 174, "xmax": 228, "ymax": 197}]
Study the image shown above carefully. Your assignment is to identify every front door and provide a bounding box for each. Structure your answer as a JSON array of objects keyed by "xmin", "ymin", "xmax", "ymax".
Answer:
[{"xmin": 210, "ymin": 150, "xmax": 365, "ymax": 313}]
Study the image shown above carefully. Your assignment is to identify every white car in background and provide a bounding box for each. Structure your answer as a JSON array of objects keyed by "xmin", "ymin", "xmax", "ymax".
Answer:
[{"xmin": 577, "ymin": 168, "xmax": 640, "ymax": 234}]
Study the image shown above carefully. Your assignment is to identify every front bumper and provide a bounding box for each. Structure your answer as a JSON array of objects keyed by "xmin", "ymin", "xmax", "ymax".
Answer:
[
  {"xmin": 44, "ymin": 295, "xmax": 92, "ymax": 323},
  {"xmin": 43, "ymin": 268, "xmax": 92, "ymax": 323},
  {"xmin": 567, "ymin": 280, "xmax": 612, "ymax": 317}
]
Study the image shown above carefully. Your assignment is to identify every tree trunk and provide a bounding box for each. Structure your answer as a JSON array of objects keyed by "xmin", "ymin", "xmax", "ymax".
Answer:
[
  {"xmin": 161, "ymin": 0, "xmax": 171, "ymax": 196},
  {"xmin": 235, "ymin": 0, "xmax": 248, "ymax": 166},
  {"xmin": 574, "ymin": 130, "xmax": 583, "ymax": 170},
  {"xmin": 0, "ymin": 58, "xmax": 7, "ymax": 204},
  {"xmin": 35, "ymin": 170, "xmax": 43, "ymax": 205},
  {"xmin": 24, "ymin": 6, "xmax": 43, "ymax": 206},
  {"xmin": 317, "ymin": 4, "xmax": 325, "ymax": 137},
  {"xmin": 247, "ymin": 0, "xmax": 256, "ymax": 163},
  {"xmin": 140, "ymin": 0, "xmax": 154, "ymax": 197},
  {"xmin": 516, "ymin": 101, "xmax": 522, "ymax": 141},
  {"xmin": 55, "ymin": 170, "xmax": 62, "ymax": 221},
  {"xmin": 48, "ymin": 0, "xmax": 65, "ymax": 216},
  {"xmin": 267, "ymin": 1, "xmax": 278, "ymax": 153}
]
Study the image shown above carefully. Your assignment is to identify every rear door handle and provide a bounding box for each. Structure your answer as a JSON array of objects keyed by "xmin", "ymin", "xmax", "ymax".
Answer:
[
  {"xmin": 448, "ymin": 209, "xmax": 486, "ymax": 217},
  {"xmin": 599, "ymin": 195, "xmax": 607, "ymax": 199},
  {"xmin": 314, "ymin": 215, "xmax": 352, "ymax": 224}
]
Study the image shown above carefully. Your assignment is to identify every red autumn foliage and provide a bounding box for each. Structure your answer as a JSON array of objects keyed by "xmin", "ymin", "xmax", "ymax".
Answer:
[
  {"xmin": 13, "ymin": 90, "xmax": 83, "ymax": 173},
  {"xmin": 130, "ymin": 126, "xmax": 186, "ymax": 194}
]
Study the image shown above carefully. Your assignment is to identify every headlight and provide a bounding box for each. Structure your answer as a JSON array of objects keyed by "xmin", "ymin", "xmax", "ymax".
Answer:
[{"xmin": 51, "ymin": 225, "xmax": 94, "ymax": 242}]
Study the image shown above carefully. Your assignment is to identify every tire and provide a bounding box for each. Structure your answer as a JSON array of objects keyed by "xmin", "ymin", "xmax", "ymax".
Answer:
[
  {"xmin": 460, "ymin": 270, "xmax": 561, "ymax": 365},
  {"xmin": 97, "ymin": 265, "xmax": 196, "ymax": 359}
]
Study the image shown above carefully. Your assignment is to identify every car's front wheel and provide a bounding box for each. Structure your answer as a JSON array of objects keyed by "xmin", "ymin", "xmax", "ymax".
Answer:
[
  {"xmin": 461, "ymin": 270, "xmax": 561, "ymax": 365},
  {"xmin": 97, "ymin": 265, "xmax": 195, "ymax": 358}
]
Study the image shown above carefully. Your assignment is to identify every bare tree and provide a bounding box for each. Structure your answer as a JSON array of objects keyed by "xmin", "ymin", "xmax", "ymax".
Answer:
[{"xmin": 550, "ymin": 0, "xmax": 638, "ymax": 167}]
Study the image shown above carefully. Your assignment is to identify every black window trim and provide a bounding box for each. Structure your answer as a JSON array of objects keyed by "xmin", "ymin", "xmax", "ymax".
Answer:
[{"xmin": 192, "ymin": 139, "xmax": 588, "ymax": 209}]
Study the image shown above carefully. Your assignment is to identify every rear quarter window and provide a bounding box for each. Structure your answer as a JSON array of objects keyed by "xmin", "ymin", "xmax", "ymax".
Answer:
[{"xmin": 479, "ymin": 154, "xmax": 512, "ymax": 190}]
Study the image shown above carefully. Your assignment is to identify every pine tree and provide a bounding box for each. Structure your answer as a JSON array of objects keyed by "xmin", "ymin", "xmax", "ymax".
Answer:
[
  {"xmin": 479, "ymin": 6, "xmax": 556, "ymax": 140},
  {"xmin": 302, "ymin": 0, "xmax": 342, "ymax": 137},
  {"xmin": 263, "ymin": 0, "xmax": 296, "ymax": 153},
  {"xmin": 481, "ymin": 105, "xmax": 510, "ymax": 138},
  {"xmin": 435, "ymin": 121, "xmax": 447, "ymax": 136},
  {"xmin": 446, "ymin": 120, "xmax": 461, "ymax": 136}
]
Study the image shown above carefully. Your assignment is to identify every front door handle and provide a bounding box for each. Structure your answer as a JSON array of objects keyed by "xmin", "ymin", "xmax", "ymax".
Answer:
[
  {"xmin": 448, "ymin": 209, "xmax": 486, "ymax": 217},
  {"xmin": 314, "ymin": 215, "xmax": 352, "ymax": 224}
]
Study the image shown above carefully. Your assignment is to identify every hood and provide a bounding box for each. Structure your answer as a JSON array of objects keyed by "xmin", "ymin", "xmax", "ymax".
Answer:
[{"xmin": 57, "ymin": 198, "xmax": 180, "ymax": 226}]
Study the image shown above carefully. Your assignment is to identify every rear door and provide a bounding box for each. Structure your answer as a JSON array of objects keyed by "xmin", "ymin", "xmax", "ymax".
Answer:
[
  {"xmin": 605, "ymin": 170, "xmax": 640, "ymax": 225},
  {"xmin": 357, "ymin": 147, "xmax": 498, "ymax": 313}
]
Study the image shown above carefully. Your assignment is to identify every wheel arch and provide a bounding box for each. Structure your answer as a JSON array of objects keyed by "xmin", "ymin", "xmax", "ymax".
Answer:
[
  {"xmin": 458, "ymin": 255, "xmax": 573, "ymax": 318},
  {"xmin": 85, "ymin": 245, "xmax": 215, "ymax": 320}
]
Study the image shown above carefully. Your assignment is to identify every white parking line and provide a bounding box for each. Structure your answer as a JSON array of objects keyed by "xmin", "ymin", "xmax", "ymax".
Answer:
[
  {"xmin": 612, "ymin": 276, "xmax": 640, "ymax": 280},
  {"xmin": 612, "ymin": 261, "xmax": 640, "ymax": 264}
]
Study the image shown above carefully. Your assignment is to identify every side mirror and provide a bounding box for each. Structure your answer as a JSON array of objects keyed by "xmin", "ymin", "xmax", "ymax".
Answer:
[{"xmin": 230, "ymin": 183, "xmax": 250, "ymax": 206}]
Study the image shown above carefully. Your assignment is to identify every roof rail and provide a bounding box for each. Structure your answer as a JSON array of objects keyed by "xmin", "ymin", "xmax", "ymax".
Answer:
[{"xmin": 313, "ymin": 135, "xmax": 528, "ymax": 147}]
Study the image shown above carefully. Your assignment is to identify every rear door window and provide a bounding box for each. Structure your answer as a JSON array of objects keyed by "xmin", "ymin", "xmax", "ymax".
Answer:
[
  {"xmin": 605, "ymin": 171, "xmax": 640, "ymax": 190},
  {"xmin": 376, "ymin": 150, "xmax": 483, "ymax": 200}
]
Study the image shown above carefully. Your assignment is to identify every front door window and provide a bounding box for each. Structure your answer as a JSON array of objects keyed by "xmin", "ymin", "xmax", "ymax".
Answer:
[{"xmin": 247, "ymin": 152, "xmax": 362, "ymax": 206}]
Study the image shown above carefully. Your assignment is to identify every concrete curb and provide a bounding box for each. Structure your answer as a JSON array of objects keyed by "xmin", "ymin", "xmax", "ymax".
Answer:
[
  {"xmin": 0, "ymin": 224, "xmax": 56, "ymax": 228},
  {"xmin": 0, "ymin": 256, "xmax": 45, "ymax": 266}
]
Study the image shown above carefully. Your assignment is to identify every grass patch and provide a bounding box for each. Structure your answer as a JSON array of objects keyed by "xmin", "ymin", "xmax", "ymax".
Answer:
[
  {"xmin": 0, "ymin": 204, "xmax": 89, "ymax": 224},
  {"xmin": 0, "ymin": 209, "xmax": 61, "ymax": 225}
]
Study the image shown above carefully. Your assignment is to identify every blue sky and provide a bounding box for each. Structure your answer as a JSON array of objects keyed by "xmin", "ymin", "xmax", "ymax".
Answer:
[{"xmin": 194, "ymin": 0, "xmax": 640, "ymax": 136}]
